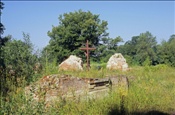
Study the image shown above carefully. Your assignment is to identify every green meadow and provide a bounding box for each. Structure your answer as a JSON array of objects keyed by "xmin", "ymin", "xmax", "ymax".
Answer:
[{"xmin": 1, "ymin": 64, "xmax": 175, "ymax": 115}]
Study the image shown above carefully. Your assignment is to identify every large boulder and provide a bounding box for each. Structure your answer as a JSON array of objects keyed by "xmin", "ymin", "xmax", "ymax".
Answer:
[
  {"xmin": 107, "ymin": 53, "xmax": 129, "ymax": 71},
  {"xmin": 59, "ymin": 55, "xmax": 83, "ymax": 71}
]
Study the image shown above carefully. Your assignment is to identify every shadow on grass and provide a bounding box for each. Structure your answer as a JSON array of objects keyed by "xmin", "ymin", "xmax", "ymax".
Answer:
[
  {"xmin": 108, "ymin": 98, "xmax": 170, "ymax": 115},
  {"xmin": 108, "ymin": 107, "xmax": 170, "ymax": 115},
  {"xmin": 108, "ymin": 95, "xmax": 170, "ymax": 115},
  {"xmin": 132, "ymin": 111, "xmax": 170, "ymax": 115}
]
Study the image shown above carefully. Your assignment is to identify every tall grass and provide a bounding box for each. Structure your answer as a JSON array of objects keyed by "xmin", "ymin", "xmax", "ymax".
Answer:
[{"xmin": 1, "ymin": 63, "xmax": 175, "ymax": 114}]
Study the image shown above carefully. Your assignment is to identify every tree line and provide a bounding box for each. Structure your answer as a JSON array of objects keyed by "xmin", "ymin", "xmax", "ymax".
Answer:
[
  {"xmin": 0, "ymin": 3, "xmax": 174, "ymax": 95},
  {"xmin": 43, "ymin": 9, "xmax": 175, "ymax": 67}
]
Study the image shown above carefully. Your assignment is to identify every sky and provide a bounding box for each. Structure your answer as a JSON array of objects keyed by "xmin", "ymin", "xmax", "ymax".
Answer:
[{"xmin": 2, "ymin": 1, "xmax": 175, "ymax": 50}]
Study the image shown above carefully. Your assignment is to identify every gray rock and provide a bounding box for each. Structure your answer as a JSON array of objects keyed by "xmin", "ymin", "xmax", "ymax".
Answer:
[
  {"xmin": 107, "ymin": 53, "xmax": 129, "ymax": 71},
  {"xmin": 59, "ymin": 55, "xmax": 83, "ymax": 71}
]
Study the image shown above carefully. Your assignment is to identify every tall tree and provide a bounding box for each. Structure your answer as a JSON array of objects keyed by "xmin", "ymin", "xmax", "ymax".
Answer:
[
  {"xmin": 46, "ymin": 9, "xmax": 108, "ymax": 63},
  {"xmin": 118, "ymin": 31, "xmax": 157, "ymax": 66},
  {"xmin": 157, "ymin": 34, "xmax": 175, "ymax": 67},
  {"xmin": 0, "ymin": 1, "xmax": 5, "ymax": 36},
  {"xmin": 0, "ymin": 2, "xmax": 8, "ymax": 68}
]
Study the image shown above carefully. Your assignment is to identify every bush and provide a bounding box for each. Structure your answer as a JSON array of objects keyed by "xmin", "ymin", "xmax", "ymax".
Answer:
[{"xmin": 1, "ymin": 33, "xmax": 39, "ymax": 96}]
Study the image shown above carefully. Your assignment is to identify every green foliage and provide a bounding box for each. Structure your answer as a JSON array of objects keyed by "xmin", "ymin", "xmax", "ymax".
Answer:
[
  {"xmin": 108, "ymin": 36, "xmax": 123, "ymax": 50},
  {"xmin": 123, "ymin": 55, "xmax": 135, "ymax": 66},
  {"xmin": 3, "ymin": 33, "xmax": 36, "ymax": 79},
  {"xmin": 118, "ymin": 33, "xmax": 175, "ymax": 67},
  {"xmin": 0, "ymin": 1, "xmax": 5, "ymax": 35},
  {"xmin": 0, "ymin": 35, "xmax": 11, "ymax": 70},
  {"xmin": 0, "ymin": 1, "xmax": 6, "ymax": 71},
  {"xmin": 1, "ymin": 33, "xmax": 39, "ymax": 96},
  {"xmin": 94, "ymin": 36, "xmax": 123, "ymax": 63},
  {"xmin": 45, "ymin": 9, "xmax": 108, "ymax": 64},
  {"xmin": 118, "ymin": 31, "xmax": 157, "ymax": 66},
  {"xmin": 157, "ymin": 34, "xmax": 175, "ymax": 67},
  {"xmin": 142, "ymin": 57, "xmax": 151, "ymax": 66}
]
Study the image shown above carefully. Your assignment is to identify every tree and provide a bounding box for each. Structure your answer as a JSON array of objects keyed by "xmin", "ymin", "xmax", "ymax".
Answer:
[
  {"xmin": 1, "ymin": 34, "xmax": 38, "ymax": 96},
  {"xmin": 118, "ymin": 31, "xmax": 157, "ymax": 66},
  {"xmin": 157, "ymin": 34, "xmax": 175, "ymax": 67},
  {"xmin": 168, "ymin": 34, "xmax": 175, "ymax": 43},
  {"xmin": 0, "ymin": 1, "xmax": 5, "ymax": 36},
  {"xmin": 46, "ymin": 9, "xmax": 109, "ymax": 63},
  {"xmin": 108, "ymin": 36, "xmax": 123, "ymax": 50},
  {"xmin": 3, "ymin": 33, "xmax": 38, "ymax": 85},
  {"xmin": 94, "ymin": 36, "xmax": 123, "ymax": 62},
  {"xmin": 0, "ymin": 1, "xmax": 6, "ymax": 68}
]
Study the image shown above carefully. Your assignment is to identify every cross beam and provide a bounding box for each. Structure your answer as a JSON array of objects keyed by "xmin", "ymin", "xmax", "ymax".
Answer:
[{"xmin": 80, "ymin": 40, "xmax": 96, "ymax": 70}]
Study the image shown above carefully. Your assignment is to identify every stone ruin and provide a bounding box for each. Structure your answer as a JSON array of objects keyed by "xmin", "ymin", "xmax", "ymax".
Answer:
[
  {"xmin": 59, "ymin": 55, "xmax": 83, "ymax": 71},
  {"xmin": 25, "ymin": 74, "xmax": 129, "ymax": 105},
  {"xmin": 107, "ymin": 53, "xmax": 129, "ymax": 71},
  {"xmin": 25, "ymin": 53, "xmax": 130, "ymax": 106}
]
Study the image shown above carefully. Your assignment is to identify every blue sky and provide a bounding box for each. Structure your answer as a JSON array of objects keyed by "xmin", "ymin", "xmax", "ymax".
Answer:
[{"xmin": 2, "ymin": 1, "xmax": 175, "ymax": 50}]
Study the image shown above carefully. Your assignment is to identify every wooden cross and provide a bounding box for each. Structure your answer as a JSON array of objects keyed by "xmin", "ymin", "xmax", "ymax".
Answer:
[{"xmin": 80, "ymin": 40, "xmax": 96, "ymax": 70}]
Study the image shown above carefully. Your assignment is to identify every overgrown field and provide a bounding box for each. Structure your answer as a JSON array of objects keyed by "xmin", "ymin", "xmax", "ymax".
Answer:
[{"xmin": 1, "ymin": 64, "xmax": 175, "ymax": 115}]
